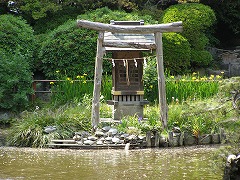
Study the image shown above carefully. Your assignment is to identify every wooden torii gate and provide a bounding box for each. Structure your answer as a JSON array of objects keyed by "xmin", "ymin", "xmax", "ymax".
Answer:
[{"xmin": 77, "ymin": 20, "xmax": 183, "ymax": 131}]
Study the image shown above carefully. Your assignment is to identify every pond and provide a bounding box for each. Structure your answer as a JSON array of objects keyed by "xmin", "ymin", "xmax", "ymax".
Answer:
[{"xmin": 0, "ymin": 145, "xmax": 223, "ymax": 180}]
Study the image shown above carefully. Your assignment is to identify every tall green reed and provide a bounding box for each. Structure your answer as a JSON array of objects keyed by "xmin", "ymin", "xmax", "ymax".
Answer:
[
  {"xmin": 145, "ymin": 72, "xmax": 222, "ymax": 104},
  {"xmin": 49, "ymin": 70, "xmax": 222, "ymax": 105},
  {"xmin": 50, "ymin": 71, "xmax": 112, "ymax": 105}
]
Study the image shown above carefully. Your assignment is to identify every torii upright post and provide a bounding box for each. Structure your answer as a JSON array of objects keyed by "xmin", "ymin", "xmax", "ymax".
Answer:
[
  {"xmin": 155, "ymin": 32, "xmax": 167, "ymax": 129},
  {"xmin": 91, "ymin": 31, "xmax": 104, "ymax": 131}
]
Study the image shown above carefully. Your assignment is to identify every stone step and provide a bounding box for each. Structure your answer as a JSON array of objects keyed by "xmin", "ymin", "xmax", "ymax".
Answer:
[{"xmin": 51, "ymin": 139, "xmax": 76, "ymax": 144}]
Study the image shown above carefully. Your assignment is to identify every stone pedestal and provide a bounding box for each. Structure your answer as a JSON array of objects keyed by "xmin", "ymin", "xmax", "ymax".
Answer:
[{"xmin": 113, "ymin": 103, "xmax": 143, "ymax": 120}]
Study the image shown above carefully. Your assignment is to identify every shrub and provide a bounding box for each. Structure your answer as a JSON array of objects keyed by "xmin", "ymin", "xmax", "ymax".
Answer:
[
  {"xmin": 39, "ymin": 7, "xmax": 157, "ymax": 79},
  {"xmin": 160, "ymin": 3, "xmax": 216, "ymax": 67},
  {"xmin": 39, "ymin": 20, "xmax": 97, "ymax": 78},
  {"xmin": 0, "ymin": 49, "xmax": 33, "ymax": 112},
  {"xmin": 0, "ymin": 14, "xmax": 35, "ymax": 65},
  {"xmin": 162, "ymin": 32, "xmax": 191, "ymax": 74},
  {"xmin": 33, "ymin": 6, "xmax": 83, "ymax": 34}
]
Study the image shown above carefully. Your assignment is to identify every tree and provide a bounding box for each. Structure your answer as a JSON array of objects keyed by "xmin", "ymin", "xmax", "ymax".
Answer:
[
  {"xmin": 160, "ymin": 3, "xmax": 216, "ymax": 67},
  {"xmin": 200, "ymin": 0, "xmax": 240, "ymax": 47}
]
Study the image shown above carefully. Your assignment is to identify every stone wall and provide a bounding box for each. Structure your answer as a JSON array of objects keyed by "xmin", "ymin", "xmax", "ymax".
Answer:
[{"xmin": 208, "ymin": 47, "xmax": 240, "ymax": 77}]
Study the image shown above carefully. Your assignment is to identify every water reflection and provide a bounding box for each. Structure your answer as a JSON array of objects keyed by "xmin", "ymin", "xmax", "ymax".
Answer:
[{"xmin": 0, "ymin": 146, "xmax": 223, "ymax": 179}]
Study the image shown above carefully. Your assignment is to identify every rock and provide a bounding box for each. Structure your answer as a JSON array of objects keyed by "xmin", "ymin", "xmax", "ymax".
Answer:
[
  {"xmin": 119, "ymin": 140, "xmax": 125, "ymax": 144},
  {"xmin": 126, "ymin": 135, "xmax": 137, "ymax": 141},
  {"xmin": 198, "ymin": 134, "xmax": 212, "ymax": 145},
  {"xmin": 223, "ymin": 154, "xmax": 240, "ymax": 180},
  {"xmin": 236, "ymin": 154, "xmax": 240, "ymax": 160},
  {"xmin": 183, "ymin": 132, "xmax": 197, "ymax": 146},
  {"xmin": 120, "ymin": 133, "xmax": 129, "ymax": 140},
  {"xmin": 95, "ymin": 131, "xmax": 104, "ymax": 137},
  {"xmin": 138, "ymin": 135, "xmax": 146, "ymax": 140},
  {"xmin": 99, "ymin": 137, "xmax": 105, "ymax": 141},
  {"xmin": 112, "ymin": 137, "xmax": 120, "ymax": 144},
  {"xmin": 102, "ymin": 126, "xmax": 111, "ymax": 132},
  {"xmin": 84, "ymin": 140, "xmax": 94, "ymax": 145},
  {"xmin": 43, "ymin": 126, "xmax": 56, "ymax": 134},
  {"xmin": 76, "ymin": 141, "xmax": 83, "ymax": 145},
  {"xmin": 96, "ymin": 140, "xmax": 103, "ymax": 145},
  {"xmin": 105, "ymin": 137, "xmax": 112, "ymax": 141},
  {"xmin": 73, "ymin": 134, "xmax": 81, "ymax": 141},
  {"xmin": 227, "ymin": 155, "xmax": 237, "ymax": 164},
  {"xmin": 126, "ymin": 135, "xmax": 137, "ymax": 144},
  {"xmin": 212, "ymin": 134, "xmax": 220, "ymax": 144},
  {"xmin": 81, "ymin": 131, "xmax": 90, "ymax": 138},
  {"xmin": 88, "ymin": 136, "xmax": 98, "ymax": 141},
  {"xmin": 172, "ymin": 126, "xmax": 181, "ymax": 133},
  {"xmin": 159, "ymin": 136, "xmax": 168, "ymax": 147},
  {"xmin": 108, "ymin": 128, "xmax": 118, "ymax": 135}
]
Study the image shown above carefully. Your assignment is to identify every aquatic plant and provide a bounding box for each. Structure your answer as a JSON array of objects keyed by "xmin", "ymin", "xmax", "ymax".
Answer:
[
  {"xmin": 49, "ymin": 71, "xmax": 112, "ymax": 106},
  {"xmin": 144, "ymin": 69, "xmax": 221, "ymax": 103}
]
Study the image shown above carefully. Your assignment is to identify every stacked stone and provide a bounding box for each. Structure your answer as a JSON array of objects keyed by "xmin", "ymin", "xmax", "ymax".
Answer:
[{"xmin": 72, "ymin": 126, "xmax": 146, "ymax": 146}]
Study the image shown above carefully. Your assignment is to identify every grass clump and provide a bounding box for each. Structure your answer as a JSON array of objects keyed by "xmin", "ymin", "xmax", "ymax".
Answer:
[{"xmin": 7, "ymin": 95, "xmax": 92, "ymax": 148}]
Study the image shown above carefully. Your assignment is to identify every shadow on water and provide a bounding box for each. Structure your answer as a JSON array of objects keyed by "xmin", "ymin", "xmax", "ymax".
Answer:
[{"xmin": 0, "ymin": 145, "xmax": 223, "ymax": 180}]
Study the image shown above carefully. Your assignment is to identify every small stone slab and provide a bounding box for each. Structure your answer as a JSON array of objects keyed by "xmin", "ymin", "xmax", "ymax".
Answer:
[
  {"xmin": 212, "ymin": 134, "xmax": 220, "ymax": 144},
  {"xmin": 51, "ymin": 139, "xmax": 76, "ymax": 144},
  {"xmin": 184, "ymin": 133, "xmax": 197, "ymax": 146},
  {"xmin": 198, "ymin": 134, "xmax": 212, "ymax": 145}
]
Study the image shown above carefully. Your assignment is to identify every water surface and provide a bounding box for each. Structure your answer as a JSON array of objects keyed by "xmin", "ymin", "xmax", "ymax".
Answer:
[{"xmin": 0, "ymin": 145, "xmax": 223, "ymax": 179}]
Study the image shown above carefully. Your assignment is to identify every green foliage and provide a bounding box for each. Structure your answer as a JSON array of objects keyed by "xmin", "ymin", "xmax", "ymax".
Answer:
[
  {"xmin": 50, "ymin": 72, "xmax": 94, "ymax": 106},
  {"xmin": 218, "ymin": 77, "xmax": 240, "ymax": 98},
  {"xmin": 0, "ymin": 49, "xmax": 33, "ymax": 112},
  {"xmin": 39, "ymin": 7, "xmax": 157, "ymax": 79},
  {"xmin": 117, "ymin": 114, "xmax": 162, "ymax": 135},
  {"xmin": 144, "ymin": 69, "xmax": 220, "ymax": 103},
  {"xmin": 161, "ymin": 3, "xmax": 216, "ymax": 35},
  {"xmin": 33, "ymin": 7, "xmax": 83, "ymax": 34},
  {"xmin": 0, "ymin": 14, "xmax": 35, "ymax": 64},
  {"xmin": 7, "ymin": 96, "xmax": 92, "ymax": 148},
  {"xmin": 168, "ymin": 97, "xmax": 232, "ymax": 136},
  {"xmin": 160, "ymin": 3, "xmax": 216, "ymax": 67},
  {"xmin": 163, "ymin": 33, "xmax": 191, "ymax": 74},
  {"xmin": 101, "ymin": 75, "xmax": 112, "ymax": 101},
  {"xmin": 78, "ymin": 7, "xmax": 157, "ymax": 24},
  {"xmin": 49, "ymin": 72, "xmax": 111, "ymax": 106},
  {"xmin": 200, "ymin": 0, "xmax": 240, "ymax": 35},
  {"xmin": 20, "ymin": 0, "xmax": 61, "ymax": 20},
  {"xmin": 191, "ymin": 49, "xmax": 213, "ymax": 66},
  {"xmin": 39, "ymin": 20, "xmax": 97, "ymax": 78}
]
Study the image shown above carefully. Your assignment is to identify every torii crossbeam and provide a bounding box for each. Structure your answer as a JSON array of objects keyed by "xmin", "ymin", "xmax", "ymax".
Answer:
[{"xmin": 77, "ymin": 20, "xmax": 183, "ymax": 131}]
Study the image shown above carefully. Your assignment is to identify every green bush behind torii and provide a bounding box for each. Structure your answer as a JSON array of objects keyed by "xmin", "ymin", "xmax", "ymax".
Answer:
[
  {"xmin": 38, "ymin": 7, "xmax": 192, "ymax": 79},
  {"xmin": 160, "ymin": 3, "xmax": 216, "ymax": 67}
]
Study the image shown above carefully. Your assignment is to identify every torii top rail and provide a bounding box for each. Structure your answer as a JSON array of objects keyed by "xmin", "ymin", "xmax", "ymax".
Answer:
[{"xmin": 77, "ymin": 20, "xmax": 183, "ymax": 131}]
